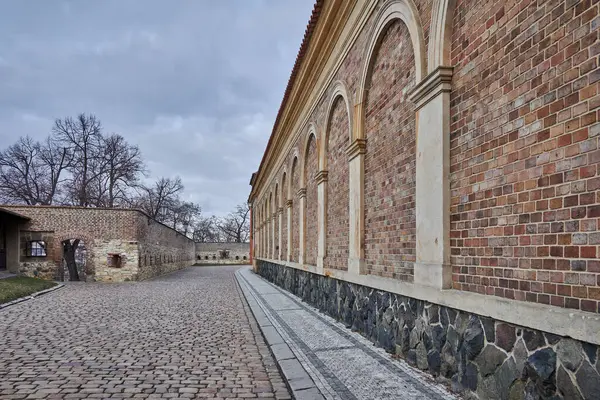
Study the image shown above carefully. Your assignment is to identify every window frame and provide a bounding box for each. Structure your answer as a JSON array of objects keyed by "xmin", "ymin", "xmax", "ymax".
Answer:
[{"xmin": 26, "ymin": 240, "xmax": 47, "ymax": 257}]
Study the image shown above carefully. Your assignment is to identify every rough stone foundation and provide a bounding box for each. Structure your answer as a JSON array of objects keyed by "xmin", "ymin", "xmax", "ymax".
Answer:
[{"xmin": 257, "ymin": 260, "xmax": 600, "ymax": 399}]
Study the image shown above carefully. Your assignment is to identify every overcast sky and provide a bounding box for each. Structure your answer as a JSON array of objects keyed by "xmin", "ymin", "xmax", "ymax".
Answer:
[{"xmin": 0, "ymin": 0, "xmax": 314, "ymax": 216}]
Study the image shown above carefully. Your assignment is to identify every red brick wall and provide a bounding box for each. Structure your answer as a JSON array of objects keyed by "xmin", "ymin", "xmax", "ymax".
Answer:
[
  {"xmin": 363, "ymin": 19, "xmax": 417, "ymax": 281},
  {"xmin": 269, "ymin": 193, "xmax": 274, "ymax": 257},
  {"xmin": 326, "ymin": 96, "xmax": 350, "ymax": 270},
  {"xmin": 450, "ymin": 0, "xmax": 600, "ymax": 312},
  {"xmin": 291, "ymin": 156, "xmax": 300, "ymax": 262},
  {"xmin": 274, "ymin": 186, "xmax": 280, "ymax": 258},
  {"xmin": 281, "ymin": 172, "xmax": 288, "ymax": 259},
  {"xmin": 305, "ymin": 134, "xmax": 319, "ymax": 265}
]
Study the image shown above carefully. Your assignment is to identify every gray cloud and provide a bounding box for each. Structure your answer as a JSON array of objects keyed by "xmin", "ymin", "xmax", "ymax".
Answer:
[{"xmin": 0, "ymin": 0, "xmax": 314, "ymax": 215}]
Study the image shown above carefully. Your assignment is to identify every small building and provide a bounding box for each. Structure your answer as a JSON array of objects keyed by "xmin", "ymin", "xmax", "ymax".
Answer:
[
  {"xmin": 195, "ymin": 242, "xmax": 250, "ymax": 265},
  {"xmin": 0, "ymin": 205, "xmax": 195, "ymax": 282}
]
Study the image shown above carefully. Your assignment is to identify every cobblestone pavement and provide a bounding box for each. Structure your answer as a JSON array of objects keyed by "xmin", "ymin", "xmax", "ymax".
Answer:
[
  {"xmin": 0, "ymin": 266, "xmax": 291, "ymax": 400},
  {"xmin": 237, "ymin": 268, "xmax": 457, "ymax": 400}
]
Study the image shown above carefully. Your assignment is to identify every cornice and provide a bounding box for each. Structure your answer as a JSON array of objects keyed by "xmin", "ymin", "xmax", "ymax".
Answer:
[
  {"xmin": 315, "ymin": 170, "xmax": 329, "ymax": 184},
  {"xmin": 250, "ymin": 0, "xmax": 357, "ymax": 201},
  {"xmin": 347, "ymin": 138, "xmax": 367, "ymax": 161},
  {"xmin": 408, "ymin": 66, "xmax": 454, "ymax": 110}
]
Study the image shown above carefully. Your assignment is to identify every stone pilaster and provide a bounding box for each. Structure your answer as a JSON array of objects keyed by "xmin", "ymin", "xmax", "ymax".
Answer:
[
  {"xmin": 316, "ymin": 171, "xmax": 328, "ymax": 273},
  {"xmin": 278, "ymin": 207, "xmax": 284, "ymax": 260},
  {"xmin": 347, "ymin": 138, "xmax": 366, "ymax": 275},
  {"xmin": 297, "ymin": 188, "xmax": 307, "ymax": 265},
  {"xmin": 286, "ymin": 199, "xmax": 293, "ymax": 261},
  {"xmin": 408, "ymin": 66, "xmax": 453, "ymax": 289}
]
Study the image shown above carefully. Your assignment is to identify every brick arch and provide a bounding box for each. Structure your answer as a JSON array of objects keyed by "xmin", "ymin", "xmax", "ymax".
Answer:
[
  {"xmin": 290, "ymin": 155, "xmax": 300, "ymax": 262},
  {"xmin": 300, "ymin": 124, "xmax": 319, "ymax": 189},
  {"xmin": 287, "ymin": 149, "xmax": 300, "ymax": 200},
  {"xmin": 428, "ymin": 0, "xmax": 456, "ymax": 72},
  {"xmin": 53, "ymin": 233, "xmax": 95, "ymax": 280},
  {"xmin": 280, "ymin": 170, "xmax": 288, "ymax": 260},
  {"xmin": 362, "ymin": 14, "xmax": 418, "ymax": 280},
  {"xmin": 322, "ymin": 81, "xmax": 353, "ymax": 171},
  {"xmin": 356, "ymin": 0, "xmax": 426, "ymax": 139},
  {"xmin": 324, "ymin": 87, "xmax": 352, "ymax": 271},
  {"xmin": 303, "ymin": 132, "xmax": 319, "ymax": 266}
]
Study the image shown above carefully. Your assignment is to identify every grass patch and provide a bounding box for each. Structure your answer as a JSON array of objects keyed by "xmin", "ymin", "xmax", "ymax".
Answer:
[{"xmin": 0, "ymin": 277, "xmax": 57, "ymax": 304}]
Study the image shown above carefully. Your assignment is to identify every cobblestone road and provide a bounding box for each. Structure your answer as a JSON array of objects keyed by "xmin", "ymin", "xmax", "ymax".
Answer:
[{"xmin": 0, "ymin": 267, "xmax": 291, "ymax": 400}]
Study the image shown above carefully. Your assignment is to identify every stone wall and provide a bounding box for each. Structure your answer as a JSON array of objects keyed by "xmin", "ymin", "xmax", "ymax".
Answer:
[
  {"xmin": 136, "ymin": 215, "xmax": 196, "ymax": 280},
  {"xmin": 3, "ymin": 205, "xmax": 195, "ymax": 282},
  {"xmin": 194, "ymin": 242, "xmax": 250, "ymax": 265},
  {"xmin": 258, "ymin": 260, "xmax": 600, "ymax": 399}
]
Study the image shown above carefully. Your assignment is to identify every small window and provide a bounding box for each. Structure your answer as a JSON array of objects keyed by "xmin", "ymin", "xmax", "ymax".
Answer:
[
  {"xmin": 243, "ymin": 256, "xmax": 247, "ymax": 260},
  {"xmin": 108, "ymin": 254, "xmax": 122, "ymax": 268},
  {"xmin": 197, "ymin": 255, "xmax": 201, "ymax": 260},
  {"xmin": 26, "ymin": 241, "xmax": 47, "ymax": 257},
  {"xmin": 236, "ymin": 256, "xmax": 240, "ymax": 260},
  {"xmin": 205, "ymin": 256, "xmax": 209, "ymax": 260},
  {"xmin": 213, "ymin": 255, "xmax": 216, "ymax": 260}
]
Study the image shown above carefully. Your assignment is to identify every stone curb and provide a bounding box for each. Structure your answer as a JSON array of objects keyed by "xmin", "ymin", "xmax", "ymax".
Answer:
[
  {"xmin": 235, "ymin": 269, "xmax": 325, "ymax": 400},
  {"xmin": 0, "ymin": 283, "xmax": 65, "ymax": 310}
]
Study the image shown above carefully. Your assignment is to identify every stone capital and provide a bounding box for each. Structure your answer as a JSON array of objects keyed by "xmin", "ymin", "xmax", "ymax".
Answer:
[
  {"xmin": 278, "ymin": 207, "xmax": 284, "ymax": 215},
  {"xmin": 408, "ymin": 66, "xmax": 453, "ymax": 110},
  {"xmin": 315, "ymin": 170, "xmax": 328, "ymax": 184},
  {"xmin": 346, "ymin": 138, "xmax": 367, "ymax": 161},
  {"xmin": 297, "ymin": 188, "xmax": 307, "ymax": 199},
  {"xmin": 286, "ymin": 199, "xmax": 293, "ymax": 208}
]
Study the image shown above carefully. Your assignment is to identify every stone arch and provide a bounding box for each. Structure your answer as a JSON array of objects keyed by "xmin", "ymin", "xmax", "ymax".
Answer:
[
  {"xmin": 300, "ymin": 124, "xmax": 319, "ymax": 188},
  {"xmin": 356, "ymin": 0, "xmax": 426, "ymax": 136},
  {"xmin": 428, "ymin": 0, "xmax": 456, "ymax": 72},
  {"xmin": 322, "ymin": 81, "xmax": 353, "ymax": 171}
]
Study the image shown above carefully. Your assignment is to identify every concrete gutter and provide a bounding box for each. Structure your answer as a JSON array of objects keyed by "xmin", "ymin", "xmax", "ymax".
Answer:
[
  {"xmin": 0, "ymin": 283, "xmax": 65, "ymax": 310},
  {"xmin": 235, "ymin": 269, "xmax": 324, "ymax": 400}
]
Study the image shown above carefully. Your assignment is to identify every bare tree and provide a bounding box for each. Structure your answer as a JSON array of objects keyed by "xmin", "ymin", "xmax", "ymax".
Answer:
[
  {"xmin": 193, "ymin": 215, "xmax": 220, "ymax": 242},
  {"xmin": 53, "ymin": 114, "xmax": 104, "ymax": 206},
  {"xmin": 218, "ymin": 203, "xmax": 250, "ymax": 243},
  {"xmin": 96, "ymin": 134, "xmax": 145, "ymax": 207},
  {"xmin": 0, "ymin": 136, "xmax": 71, "ymax": 205},
  {"xmin": 137, "ymin": 177, "xmax": 184, "ymax": 220}
]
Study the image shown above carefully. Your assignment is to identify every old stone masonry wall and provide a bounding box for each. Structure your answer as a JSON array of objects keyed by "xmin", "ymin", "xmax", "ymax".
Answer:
[{"xmin": 258, "ymin": 261, "xmax": 600, "ymax": 399}]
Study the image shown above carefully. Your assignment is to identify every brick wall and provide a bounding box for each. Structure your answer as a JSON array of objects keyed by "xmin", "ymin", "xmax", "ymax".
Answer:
[
  {"xmin": 274, "ymin": 187, "xmax": 280, "ymax": 258},
  {"xmin": 305, "ymin": 134, "xmax": 319, "ymax": 265},
  {"xmin": 3, "ymin": 205, "xmax": 194, "ymax": 282},
  {"xmin": 281, "ymin": 172, "xmax": 288, "ymax": 259},
  {"xmin": 251, "ymin": 0, "xmax": 600, "ymax": 315},
  {"xmin": 326, "ymin": 96, "xmax": 350, "ymax": 270},
  {"xmin": 136, "ymin": 214, "xmax": 195, "ymax": 281},
  {"xmin": 291, "ymin": 156, "xmax": 300, "ymax": 262},
  {"xmin": 364, "ymin": 19, "xmax": 417, "ymax": 281},
  {"xmin": 449, "ymin": 0, "xmax": 600, "ymax": 312}
]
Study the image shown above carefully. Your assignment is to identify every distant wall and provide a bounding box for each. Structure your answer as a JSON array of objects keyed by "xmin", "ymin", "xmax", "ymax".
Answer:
[
  {"xmin": 195, "ymin": 242, "xmax": 250, "ymax": 265},
  {"xmin": 136, "ymin": 214, "xmax": 196, "ymax": 280}
]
